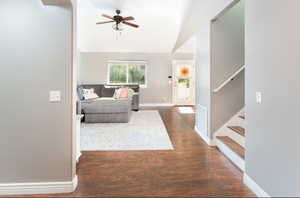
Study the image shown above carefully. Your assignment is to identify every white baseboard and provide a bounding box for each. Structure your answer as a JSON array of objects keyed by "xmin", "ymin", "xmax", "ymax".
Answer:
[
  {"xmin": 0, "ymin": 175, "xmax": 78, "ymax": 195},
  {"xmin": 140, "ymin": 103, "xmax": 174, "ymax": 107},
  {"xmin": 243, "ymin": 173, "xmax": 270, "ymax": 197},
  {"xmin": 215, "ymin": 138, "xmax": 245, "ymax": 171},
  {"xmin": 194, "ymin": 126, "xmax": 215, "ymax": 146}
]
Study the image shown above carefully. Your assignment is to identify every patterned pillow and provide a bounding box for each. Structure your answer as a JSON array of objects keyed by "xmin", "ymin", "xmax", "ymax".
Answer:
[
  {"xmin": 82, "ymin": 89, "xmax": 99, "ymax": 100},
  {"xmin": 82, "ymin": 88, "xmax": 94, "ymax": 95},
  {"xmin": 128, "ymin": 88, "xmax": 135, "ymax": 99}
]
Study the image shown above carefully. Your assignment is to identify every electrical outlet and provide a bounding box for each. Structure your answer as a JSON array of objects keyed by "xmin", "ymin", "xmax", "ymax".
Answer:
[
  {"xmin": 49, "ymin": 91, "xmax": 61, "ymax": 102},
  {"xmin": 256, "ymin": 92, "xmax": 262, "ymax": 104}
]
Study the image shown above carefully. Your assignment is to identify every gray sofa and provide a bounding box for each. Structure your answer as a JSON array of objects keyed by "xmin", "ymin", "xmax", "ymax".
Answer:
[{"xmin": 78, "ymin": 84, "xmax": 139, "ymax": 123}]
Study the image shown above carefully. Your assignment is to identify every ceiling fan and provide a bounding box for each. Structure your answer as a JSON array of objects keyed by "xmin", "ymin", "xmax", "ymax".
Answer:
[{"xmin": 96, "ymin": 10, "xmax": 139, "ymax": 31}]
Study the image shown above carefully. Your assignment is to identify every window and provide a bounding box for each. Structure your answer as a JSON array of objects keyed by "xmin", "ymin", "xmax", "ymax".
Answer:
[{"xmin": 108, "ymin": 61, "xmax": 147, "ymax": 87}]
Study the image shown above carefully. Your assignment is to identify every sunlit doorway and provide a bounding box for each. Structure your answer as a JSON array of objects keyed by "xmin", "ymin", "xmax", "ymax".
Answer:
[{"xmin": 172, "ymin": 60, "xmax": 195, "ymax": 106}]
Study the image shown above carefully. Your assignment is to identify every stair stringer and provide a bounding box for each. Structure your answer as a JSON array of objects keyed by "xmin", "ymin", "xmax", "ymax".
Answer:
[{"xmin": 215, "ymin": 138, "xmax": 245, "ymax": 171}]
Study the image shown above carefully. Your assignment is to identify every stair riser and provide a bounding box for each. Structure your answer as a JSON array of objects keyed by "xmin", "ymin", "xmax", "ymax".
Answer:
[
  {"xmin": 229, "ymin": 119, "xmax": 245, "ymax": 128},
  {"xmin": 216, "ymin": 139, "xmax": 245, "ymax": 171}
]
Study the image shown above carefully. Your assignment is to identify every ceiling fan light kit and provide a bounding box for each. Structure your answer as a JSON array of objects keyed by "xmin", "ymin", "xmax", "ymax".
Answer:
[
  {"xmin": 112, "ymin": 23, "xmax": 124, "ymax": 32},
  {"xmin": 96, "ymin": 9, "xmax": 139, "ymax": 33}
]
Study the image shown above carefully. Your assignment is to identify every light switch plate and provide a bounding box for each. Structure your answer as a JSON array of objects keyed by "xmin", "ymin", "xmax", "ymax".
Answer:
[
  {"xmin": 49, "ymin": 91, "xmax": 61, "ymax": 102},
  {"xmin": 256, "ymin": 92, "xmax": 262, "ymax": 104}
]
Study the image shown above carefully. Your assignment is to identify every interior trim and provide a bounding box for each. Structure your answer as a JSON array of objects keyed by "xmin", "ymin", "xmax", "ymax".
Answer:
[
  {"xmin": 243, "ymin": 173, "xmax": 270, "ymax": 197},
  {"xmin": 0, "ymin": 176, "xmax": 77, "ymax": 196}
]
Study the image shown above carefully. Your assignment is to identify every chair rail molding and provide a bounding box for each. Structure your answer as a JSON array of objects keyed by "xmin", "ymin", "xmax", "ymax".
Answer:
[{"xmin": 213, "ymin": 65, "xmax": 245, "ymax": 93}]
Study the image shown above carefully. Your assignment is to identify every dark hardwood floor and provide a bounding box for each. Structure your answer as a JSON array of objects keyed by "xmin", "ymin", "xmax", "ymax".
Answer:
[{"xmin": 10, "ymin": 107, "xmax": 254, "ymax": 197}]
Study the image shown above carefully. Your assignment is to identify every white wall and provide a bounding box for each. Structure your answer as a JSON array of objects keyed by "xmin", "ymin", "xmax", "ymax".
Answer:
[
  {"xmin": 79, "ymin": 52, "xmax": 193, "ymax": 104},
  {"xmin": 0, "ymin": 0, "xmax": 73, "ymax": 183},
  {"xmin": 195, "ymin": 27, "xmax": 212, "ymax": 138}
]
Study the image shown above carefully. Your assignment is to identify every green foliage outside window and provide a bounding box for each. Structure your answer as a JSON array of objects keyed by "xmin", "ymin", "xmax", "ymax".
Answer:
[
  {"xmin": 128, "ymin": 64, "xmax": 146, "ymax": 85},
  {"xmin": 109, "ymin": 64, "xmax": 127, "ymax": 83},
  {"xmin": 108, "ymin": 62, "xmax": 146, "ymax": 86}
]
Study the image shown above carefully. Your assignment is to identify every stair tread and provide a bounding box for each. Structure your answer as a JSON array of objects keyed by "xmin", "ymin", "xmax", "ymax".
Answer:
[
  {"xmin": 217, "ymin": 136, "xmax": 245, "ymax": 159},
  {"xmin": 228, "ymin": 126, "xmax": 245, "ymax": 137},
  {"xmin": 239, "ymin": 115, "xmax": 245, "ymax": 120}
]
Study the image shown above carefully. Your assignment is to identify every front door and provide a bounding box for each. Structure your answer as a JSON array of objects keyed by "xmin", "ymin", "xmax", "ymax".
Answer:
[{"xmin": 172, "ymin": 60, "xmax": 195, "ymax": 106}]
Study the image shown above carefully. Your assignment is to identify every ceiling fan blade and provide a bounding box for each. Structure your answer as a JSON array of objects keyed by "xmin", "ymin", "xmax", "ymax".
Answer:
[
  {"xmin": 96, "ymin": 20, "xmax": 114, "ymax": 25},
  {"xmin": 122, "ymin": 21, "xmax": 139, "ymax": 28},
  {"xmin": 102, "ymin": 14, "xmax": 114, "ymax": 20},
  {"xmin": 122, "ymin": 16, "xmax": 135, "ymax": 21}
]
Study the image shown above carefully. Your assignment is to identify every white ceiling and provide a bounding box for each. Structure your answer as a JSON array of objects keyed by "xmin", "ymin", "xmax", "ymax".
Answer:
[
  {"xmin": 173, "ymin": 0, "xmax": 235, "ymax": 52},
  {"xmin": 78, "ymin": 0, "xmax": 192, "ymax": 53}
]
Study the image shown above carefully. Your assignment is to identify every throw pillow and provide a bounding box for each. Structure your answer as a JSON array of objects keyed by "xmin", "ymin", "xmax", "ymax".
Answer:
[
  {"xmin": 83, "ymin": 88, "xmax": 94, "ymax": 95},
  {"xmin": 82, "ymin": 88, "xmax": 99, "ymax": 100},
  {"xmin": 128, "ymin": 88, "xmax": 135, "ymax": 99},
  {"xmin": 119, "ymin": 88, "xmax": 129, "ymax": 98},
  {"xmin": 84, "ymin": 93, "xmax": 99, "ymax": 100}
]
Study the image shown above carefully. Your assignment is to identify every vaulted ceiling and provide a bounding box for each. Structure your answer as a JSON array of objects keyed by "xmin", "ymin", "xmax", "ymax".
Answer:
[
  {"xmin": 78, "ymin": 0, "xmax": 236, "ymax": 53},
  {"xmin": 78, "ymin": 0, "xmax": 192, "ymax": 53}
]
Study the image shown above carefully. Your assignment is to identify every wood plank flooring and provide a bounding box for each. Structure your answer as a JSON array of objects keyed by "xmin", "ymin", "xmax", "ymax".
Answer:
[{"xmin": 7, "ymin": 107, "xmax": 254, "ymax": 198}]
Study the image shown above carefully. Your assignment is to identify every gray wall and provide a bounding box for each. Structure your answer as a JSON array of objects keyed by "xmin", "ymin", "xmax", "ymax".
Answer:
[
  {"xmin": 245, "ymin": 0, "xmax": 300, "ymax": 196},
  {"xmin": 211, "ymin": 0, "xmax": 245, "ymax": 132},
  {"xmin": 0, "ymin": 0, "xmax": 73, "ymax": 183},
  {"xmin": 211, "ymin": 0, "xmax": 244, "ymax": 87},
  {"xmin": 212, "ymin": 72, "xmax": 244, "ymax": 132},
  {"xmin": 79, "ymin": 52, "xmax": 193, "ymax": 104}
]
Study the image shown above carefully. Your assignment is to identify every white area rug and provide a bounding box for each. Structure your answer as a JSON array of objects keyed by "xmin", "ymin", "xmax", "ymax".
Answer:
[{"xmin": 81, "ymin": 110, "xmax": 174, "ymax": 151}]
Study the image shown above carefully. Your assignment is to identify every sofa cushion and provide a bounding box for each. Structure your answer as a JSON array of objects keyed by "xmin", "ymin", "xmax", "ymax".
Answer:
[
  {"xmin": 101, "ymin": 87, "xmax": 115, "ymax": 97},
  {"xmin": 82, "ymin": 99, "xmax": 131, "ymax": 114}
]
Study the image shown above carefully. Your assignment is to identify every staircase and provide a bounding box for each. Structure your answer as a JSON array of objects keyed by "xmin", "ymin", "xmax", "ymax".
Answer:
[{"xmin": 215, "ymin": 110, "xmax": 245, "ymax": 171}]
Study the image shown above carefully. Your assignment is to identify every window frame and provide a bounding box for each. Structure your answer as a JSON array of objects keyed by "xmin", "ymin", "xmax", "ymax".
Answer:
[{"xmin": 107, "ymin": 61, "xmax": 147, "ymax": 88}]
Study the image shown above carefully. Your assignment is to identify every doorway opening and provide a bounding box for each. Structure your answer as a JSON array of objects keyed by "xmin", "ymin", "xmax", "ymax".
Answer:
[{"xmin": 172, "ymin": 60, "xmax": 195, "ymax": 106}]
